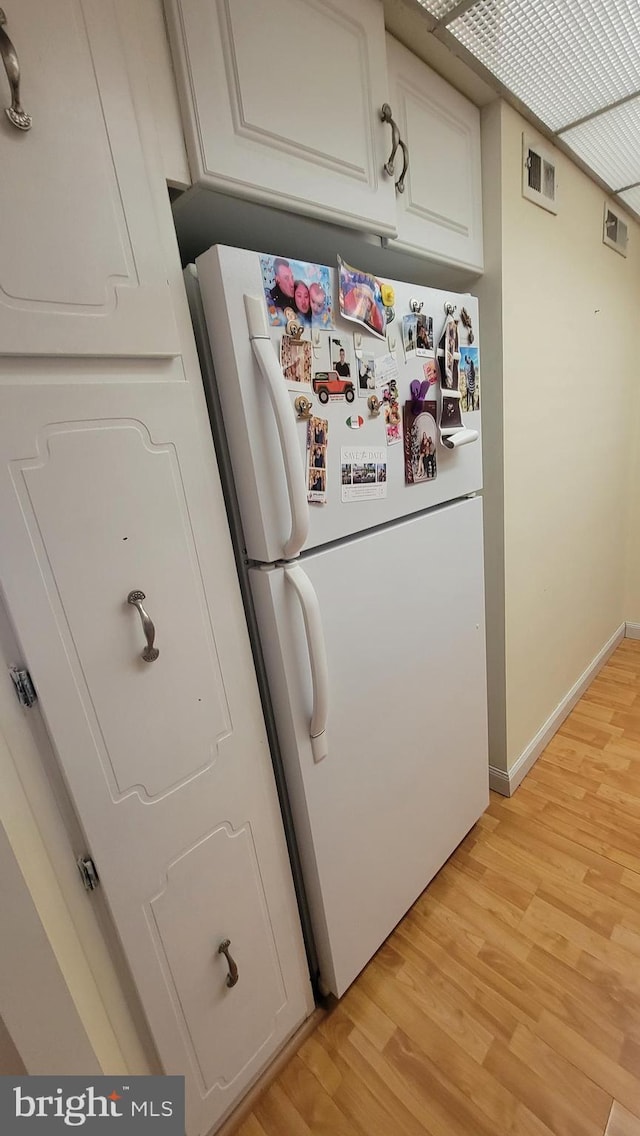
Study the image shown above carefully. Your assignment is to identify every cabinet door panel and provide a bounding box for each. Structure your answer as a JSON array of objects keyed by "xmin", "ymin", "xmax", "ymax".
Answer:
[
  {"xmin": 0, "ymin": 0, "xmax": 179, "ymax": 356},
  {"xmin": 386, "ymin": 36, "xmax": 483, "ymax": 271},
  {"xmin": 0, "ymin": 379, "xmax": 312, "ymax": 1135},
  {"xmin": 165, "ymin": 0, "xmax": 397, "ymax": 235},
  {"xmin": 151, "ymin": 822, "xmax": 286, "ymax": 1091}
]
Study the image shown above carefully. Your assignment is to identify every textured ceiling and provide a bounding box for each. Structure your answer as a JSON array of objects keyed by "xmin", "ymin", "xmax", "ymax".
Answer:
[{"xmin": 416, "ymin": 0, "xmax": 640, "ymax": 210}]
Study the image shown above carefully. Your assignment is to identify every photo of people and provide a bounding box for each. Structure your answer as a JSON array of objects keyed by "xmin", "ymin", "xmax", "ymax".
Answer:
[
  {"xmin": 403, "ymin": 401, "xmax": 438, "ymax": 485},
  {"xmin": 338, "ymin": 257, "xmax": 386, "ymax": 339},
  {"xmin": 260, "ymin": 255, "xmax": 334, "ymax": 329},
  {"xmin": 307, "ymin": 416, "xmax": 328, "ymax": 504},
  {"xmin": 357, "ymin": 355, "xmax": 376, "ymax": 396},
  {"xmin": 439, "ymin": 315, "xmax": 460, "ymax": 390},
  {"xmin": 280, "ymin": 334, "xmax": 312, "ymax": 386},
  {"xmin": 353, "ymin": 463, "xmax": 377, "ymax": 485},
  {"xmin": 423, "ymin": 359, "xmax": 439, "ymax": 387},
  {"xmin": 341, "ymin": 446, "xmax": 387, "ymax": 501},
  {"xmin": 308, "ymin": 467, "xmax": 326, "ymax": 493},
  {"xmin": 459, "ymin": 346, "xmax": 480, "ymax": 412},
  {"xmin": 312, "ymin": 417, "xmax": 326, "ymax": 446},
  {"xmin": 382, "ymin": 380, "xmax": 401, "ymax": 446},
  {"xmin": 402, "ymin": 314, "xmax": 416, "ymax": 356},
  {"xmin": 331, "ymin": 337, "xmax": 353, "ymax": 379},
  {"xmin": 415, "ymin": 314, "xmax": 434, "ymax": 356},
  {"xmin": 442, "ymin": 394, "xmax": 463, "ymax": 430}
]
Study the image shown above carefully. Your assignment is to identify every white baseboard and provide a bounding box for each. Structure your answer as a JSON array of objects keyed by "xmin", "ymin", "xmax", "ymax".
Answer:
[
  {"xmin": 489, "ymin": 622, "xmax": 626, "ymax": 797},
  {"xmin": 488, "ymin": 765, "xmax": 510, "ymax": 794}
]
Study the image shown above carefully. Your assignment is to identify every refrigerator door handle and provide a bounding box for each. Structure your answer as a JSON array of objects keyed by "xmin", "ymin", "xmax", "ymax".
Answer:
[
  {"xmin": 244, "ymin": 295, "xmax": 310, "ymax": 560},
  {"xmin": 284, "ymin": 563, "xmax": 329, "ymax": 763}
]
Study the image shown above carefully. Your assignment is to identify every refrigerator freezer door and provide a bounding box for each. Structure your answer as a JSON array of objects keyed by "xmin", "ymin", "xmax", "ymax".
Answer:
[
  {"xmin": 250, "ymin": 497, "xmax": 488, "ymax": 997},
  {"xmin": 196, "ymin": 245, "xmax": 482, "ymax": 563}
]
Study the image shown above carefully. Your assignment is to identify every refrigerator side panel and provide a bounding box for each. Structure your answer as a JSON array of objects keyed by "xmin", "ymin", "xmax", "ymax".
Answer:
[{"xmin": 251, "ymin": 498, "xmax": 488, "ymax": 997}]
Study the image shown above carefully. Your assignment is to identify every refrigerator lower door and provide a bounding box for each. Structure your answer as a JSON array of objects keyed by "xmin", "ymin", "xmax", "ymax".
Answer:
[{"xmin": 250, "ymin": 496, "xmax": 488, "ymax": 997}]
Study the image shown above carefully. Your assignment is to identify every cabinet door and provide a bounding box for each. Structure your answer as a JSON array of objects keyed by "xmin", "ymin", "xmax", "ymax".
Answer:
[
  {"xmin": 165, "ymin": 0, "xmax": 397, "ymax": 236},
  {"xmin": 0, "ymin": 376, "xmax": 312, "ymax": 1135},
  {"xmin": 385, "ymin": 36, "xmax": 483, "ymax": 272},
  {"xmin": 0, "ymin": 0, "xmax": 180, "ymax": 357}
]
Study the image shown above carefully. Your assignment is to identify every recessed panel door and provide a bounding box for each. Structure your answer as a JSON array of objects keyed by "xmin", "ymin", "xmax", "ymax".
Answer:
[{"xmin": 0, "ymin": 379, "xmax": 312, "ymax": 1135}]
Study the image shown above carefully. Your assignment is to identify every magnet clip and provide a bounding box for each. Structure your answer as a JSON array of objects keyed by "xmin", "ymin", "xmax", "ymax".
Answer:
[
  {"xmin": 367, "ymin": 394, "xmax": 381, "ymax": 416},
  {"xmin": 409, "ymin": 298, "xmax": 423, "ymax": 314},
  {"xmin": 285, "ymin": 310, "xmax": 304, "ymax": 339},
  {"xmin": 444, "ymin": 302, "xmax": 457, "ymax": 316},
  {"xmin": 294, "ymin": 395, "xmax": 313, "ymax": 419},
  {"xmin": 460, "ymin": 306, "xmax": 474, "ymax": 343}
]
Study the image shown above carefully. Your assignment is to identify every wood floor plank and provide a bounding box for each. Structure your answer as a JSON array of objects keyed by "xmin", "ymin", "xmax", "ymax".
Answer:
[
  {"xmin": 231, "ymin": 641, "xmax": 640, "ymax": 1136},
  {"xmin": 234, "ymin": 1115, "xmax": 270, "ymax": 1136},
  {"xmin": 534, "ymin": 1011, "xmax": 640, "ymax": 1117},
  {"xmin": 605, "ymin": 1100, "xmax": 640, "ymax": 1136},
  {"xmin": 278, "ymin": 1055, "xmax": 362, "ymax": 1136},
  {"xmin": 254, "ymin": 1082, "xmax": 313, "ymax": 1136},
  {"xmin": 483, "ymin": 1035, "xmax": 606, "ymax": 1136},
  {"xmin": 507, "ymin": 1021, "xmax": 612, "ymax": 1130}
]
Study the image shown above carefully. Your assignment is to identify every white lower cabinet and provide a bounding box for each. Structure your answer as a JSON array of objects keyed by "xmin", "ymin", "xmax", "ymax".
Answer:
[
  {"xmin": 385, "ymin": 35, "xmax": 484, "ymax": 271},
  {"xmin": 0, "ymin": 375, "xmax": 313, "ymax": 1134}
]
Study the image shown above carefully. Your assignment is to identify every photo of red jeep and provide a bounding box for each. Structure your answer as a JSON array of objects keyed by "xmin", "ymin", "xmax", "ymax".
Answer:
[{"xmin": 312, "ymin": 371, "xmax": 355, "ymax": 404}]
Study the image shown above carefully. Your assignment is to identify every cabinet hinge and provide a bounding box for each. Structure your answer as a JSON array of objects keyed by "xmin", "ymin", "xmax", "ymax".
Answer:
[
  {"xmin": 77, "ymin": 856, "xmax": 100, "ymax": 892},
  {"xmin": 9, "ymin": 666, "xmax": 38, "ymax": 709}
]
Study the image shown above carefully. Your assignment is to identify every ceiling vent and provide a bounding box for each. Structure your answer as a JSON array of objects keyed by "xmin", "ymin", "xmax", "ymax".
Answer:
[
  {"xmin": 522, "ymin": 135, "xmax": 557, "ymax": 214},
  {"xmin": 603, "ymin": 204, "xmax": 628, "ymax": 257}
]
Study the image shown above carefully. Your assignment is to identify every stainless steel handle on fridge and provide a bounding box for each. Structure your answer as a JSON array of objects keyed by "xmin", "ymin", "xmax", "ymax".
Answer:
[
  {"xmin": 0, "ymin": 9, "xmax": 32, "ymax": 131},
  {"xmin": 244, "ymin": 295, "xmax": 309, "ymax": 560},
  {"xmin": 284, "ymin": 563, "xmax": 328, "ymax": 763}
]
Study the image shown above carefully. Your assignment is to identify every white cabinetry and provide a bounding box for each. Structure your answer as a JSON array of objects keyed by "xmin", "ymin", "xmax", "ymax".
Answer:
[
  {"xmin": 0, "ymin": 379, "xmax": 313, "ymax": 1133},
  {"xmin": 0, "ymin": 0, "xmax": 179, "ymax": 356},
  {"xmin": 385, "ymin": 35, "xmax": 483, "ymax": 271},
  {"xmin": 164, "ymin": 1, "xmax": 483, "ymax": 270},
  {"xmin": 164, "ymin": 0, "xmax": 397, "ymax": 236},
  {"xmin": 0, "ymin": 2, "xmax": 313, "ymax": 1132}
]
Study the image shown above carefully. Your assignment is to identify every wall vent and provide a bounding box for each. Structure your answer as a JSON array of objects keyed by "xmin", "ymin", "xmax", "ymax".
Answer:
[
  {"xmin": 522, "ymin": 135, "xmax": 557, "ymax": 214},
  {"xmin": 603, "ymin": 204, "xmax": 628, "ymax": 257}
]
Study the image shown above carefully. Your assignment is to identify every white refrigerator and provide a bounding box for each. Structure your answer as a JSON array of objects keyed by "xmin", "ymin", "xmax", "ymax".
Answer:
[{"xmin": 190, "ymin": 244, "xmax": 488, "ymax": 998}]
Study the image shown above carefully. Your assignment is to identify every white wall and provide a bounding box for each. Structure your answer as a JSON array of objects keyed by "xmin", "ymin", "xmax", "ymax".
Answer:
[
  {"xmin": 476, "ymin": 102, "xmax": 507, "ymax": 776},
  {"xmin": 498, "ymin": 102, "xmax": 640, "ymax": 770}
]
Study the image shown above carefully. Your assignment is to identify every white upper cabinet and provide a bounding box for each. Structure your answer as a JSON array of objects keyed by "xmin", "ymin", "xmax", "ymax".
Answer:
[
  {"xmin": 164, "ymin": 0, "xmax": 397, "ymax": 236},
  {"xmin": 0, "ymin": 0, "xmax": 180, "ymax": 356},
  {"xmin": 385, "ymin": 35, "xmax": 483, "ymax": 272}
]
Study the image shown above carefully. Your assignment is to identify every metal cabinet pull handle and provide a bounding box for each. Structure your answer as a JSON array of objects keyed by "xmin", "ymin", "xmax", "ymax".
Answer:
[
  {"xmin": 380, "ymin": 103, "xmax": 409, "ymax": 194},
  {"xmin": 127, "ymin": 590, "xmax": 159, "ymax": 662},
  {"xmin": 0, "ymin": 9, "xmax": 32, "ymax": 131},
  {"xmin": 218, "ymin": 939, "xmax": 239, "ymax": 988}
]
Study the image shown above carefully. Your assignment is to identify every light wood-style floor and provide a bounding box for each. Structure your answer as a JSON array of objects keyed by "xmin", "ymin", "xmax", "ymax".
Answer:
[{"xmin": 238, "ymin": 638, "xmax": 640, "ymax": 1136}]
